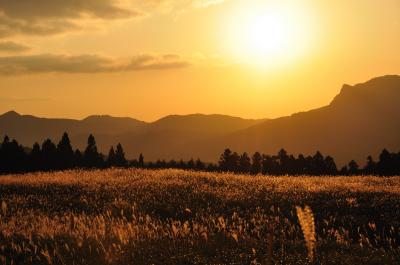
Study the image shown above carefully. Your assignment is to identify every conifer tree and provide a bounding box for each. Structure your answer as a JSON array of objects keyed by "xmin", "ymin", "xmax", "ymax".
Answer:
[
  {"xmin": 107, "ymin": 146, "xmax": 116, "ymax": 167},
  {"xmin": 115, "ymin": 143, "xmax": 127, "ymax": 167}
]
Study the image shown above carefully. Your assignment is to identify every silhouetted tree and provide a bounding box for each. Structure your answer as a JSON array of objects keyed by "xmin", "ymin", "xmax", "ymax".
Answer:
[
  {"xmin": 311, "ymin": 151, "xmax": 326, "ymax": 175},
  {"xmin": 83, "ymin": 134, "xmax": 102, "ymax": 168},
  {"xmin": 168, "ymin": 159, "xmax": 177, "ymax": 168},
  {"xmin": 348, "ymin": 160, "xmax": 359, "ymax": 175},
  {"xmin": 41, "ymin": 139, "xmax": 57, "ymax": 171},
  {"xmin": 107, "ymin": 146, "xmax": 116, "ymax": 167},
  {"xmin": 155, "ymin": 159, "xmax": 167, "ymax": 168},
  {"xmin": 177, "ymin": 159, "xmax": 185, "ymax": 169},
  {"xmin": 0, "ymin": 136, "xmax": 10, "ymax": 173},
  {"xmin": 377, "ymin": 149, "xmax": 396, "ymax": 175},
  {"xmin": 239, "ymin": 152, "xmax": 251, "ymax": 173},
  {"xmin": 207, "ymin": 163, "xmax": 218, "ymax": 172},
  {"xmin": 364, "ymin": 155, "xmax": 377, "ymax": 175},
  {"xmin": 339, "ymin": 165, "xmax": 349, "ymax": 175},
  {"xmin": 262, "ymin": 154, "xmax": 277, "ymax": 175},
  {"xmin": 195, "ymin": 158, "xmax": 205, "ymax": 171},
  {"xmin": 324, "ymin": 156, "xmax": 338, "ymax": 175},
  {"xmin": 74, "ymin": 149, "xmax": 83, "ymax": 167},
  {"xmin": 115, "ymin": 143, "xmax": 127, "ymax": 167},
  {"xmin": 295, "ymin": 154, "xmax": 308, "ymax": 175},
  {"xmin": 57, "ymin": 132, "xmax": 74, "ymax": 169},
  {"xmin": 187, "ymin": 158, "xmax": 195, "ymax": 169},
  {"xmin": 0, "ymin": 136, "xmax": 27, "ymax": 173},
  {"xmin": 219, "ymin": 149, "xmax": 239, "ymax": 172},
  {"xmin": 29, "ymin": 142, "xmax": 42, "ymax": 171},
  {"xmin": 251, "ymin": 152, "xmax": 263, "ymax": 175},
  {"xmin": 277, "ymin": 149, "xmax": 289, "ymax": 174},
  {"xmin": 138, "ymin": 153, "xmax": 144, "ymax": 168}
]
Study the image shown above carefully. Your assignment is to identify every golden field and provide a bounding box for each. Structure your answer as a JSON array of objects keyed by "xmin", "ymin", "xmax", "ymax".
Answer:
[{"xmin": 0, "ymin": 169, "xmax": 399, "ymax": 264}]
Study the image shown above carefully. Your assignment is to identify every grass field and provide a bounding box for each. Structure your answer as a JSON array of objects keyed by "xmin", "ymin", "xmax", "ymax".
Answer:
[{"xmin": 0, "ymin": 169, "xmax": 399, "ymax": 264}]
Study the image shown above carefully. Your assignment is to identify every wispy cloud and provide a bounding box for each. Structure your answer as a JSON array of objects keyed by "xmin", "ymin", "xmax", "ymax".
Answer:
[
  {"xmin": 0, "ymin": 97, "xmax": 50, "ymax": 103},
  {"xmin": 0, "ymin": 41, "xmax": 30, "ymax": 53},
  {"xmin": 0, "ymin": 0, "xmax": 142, "ymax": 38},
  {"xmin": 0, "ymin": 0, "xmax": 230, "ymax": 38},
  {"xmin": 192, "ymin": 0, "xmax": 227, "ymax": 8},
  {"xmin": 0, "ymin": 53, "xmax": 190, "ymax": 75},
  {"xmin": 133, "ymin": 0, "xmax": 229, "ymax": 13}
]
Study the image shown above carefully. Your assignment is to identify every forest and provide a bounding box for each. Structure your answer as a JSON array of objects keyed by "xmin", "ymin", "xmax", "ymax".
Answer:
[{"xmin": 1, "ymin": 132, "xmax": 399, "ymax": 176}]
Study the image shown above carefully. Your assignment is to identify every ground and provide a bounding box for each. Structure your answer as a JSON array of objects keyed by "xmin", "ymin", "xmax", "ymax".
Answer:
[{"xmin": 0, "ymin": 169, "xmax": 399, "ymax": 264}]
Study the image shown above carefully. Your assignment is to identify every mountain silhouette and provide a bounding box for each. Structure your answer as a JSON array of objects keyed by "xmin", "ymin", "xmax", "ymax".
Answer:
[
  {"xmin": 192, "ymin": 75, "xmax": 400, "ymax": 165},
  {"xmin": 148, "ymin": 114, "xmax": 266, "ymax": 134},
  {"xmin": 1, "ymin": 75, "xmax": 399, "ymax": 165},
  {"xmin": 0, "ymin": 112, "xmax": 146, "ymax": 147},
  {"xmin": 0, "ymin": 111, "xmax": 264, "ymax": 159}
]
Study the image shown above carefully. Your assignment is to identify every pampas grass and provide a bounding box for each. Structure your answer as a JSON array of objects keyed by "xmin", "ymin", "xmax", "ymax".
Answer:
[{"xmin": 296, "ymin": 206, "xmax": 316, "ymax": 262}]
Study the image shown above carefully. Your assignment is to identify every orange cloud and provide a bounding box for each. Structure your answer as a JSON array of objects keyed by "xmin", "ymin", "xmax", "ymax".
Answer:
[
  {"xmin": 0, "ymin": 53, "xmax": 190, "ymax": 75},
  {"xmin": 0, "ymin": 0, "xmax": 142, "ymax": 37},
  {"xmin": 0, "ymin": 41, "xmax": 30, "ymax": 53}
]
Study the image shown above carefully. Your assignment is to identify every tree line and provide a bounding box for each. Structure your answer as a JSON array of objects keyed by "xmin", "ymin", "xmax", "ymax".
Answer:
[
  {"xmin": 0, "ymin": 133, "xmax": 129, "ymax": 173},
  {"xmin": 0, "ymin": 133, "xmax": 399, "ymax": 176},
  {"xmin": 217, "ymin": 148, "xmax": 400, "ymax": 176}
]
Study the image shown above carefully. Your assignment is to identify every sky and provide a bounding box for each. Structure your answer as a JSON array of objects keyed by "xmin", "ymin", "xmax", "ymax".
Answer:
[{"xmin": 0, "ymin": 0, "xmax": 399, "ymax": 121}]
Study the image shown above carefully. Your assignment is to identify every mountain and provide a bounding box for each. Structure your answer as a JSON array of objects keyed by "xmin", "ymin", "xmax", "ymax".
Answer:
[
  {"xmin": 0, "ymin": 112, "xmax": 147, "ymax": 148},
  {"xmin": 0, "ymin": 111, "xmax": 264, "ymax": 158},
  {"xmin": 1, "ymin": 75, "xmax": 399, "ymax": 165},
  {"xmin": 191, "ymin": 75, "xmax": 400, "ymax": 165},
  {"xmin": 150, "ymin": 114, "xmax": 265, "ymax": 134}
]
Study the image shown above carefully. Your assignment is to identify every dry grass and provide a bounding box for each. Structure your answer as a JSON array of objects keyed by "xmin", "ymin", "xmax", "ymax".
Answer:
[
  {"xmin": 296, "ymin": 206, "xmax": 316, "ymax": 262},
  {"xmin": 0, "ymin": 168, "xmax": 399, "ymax": 264}
]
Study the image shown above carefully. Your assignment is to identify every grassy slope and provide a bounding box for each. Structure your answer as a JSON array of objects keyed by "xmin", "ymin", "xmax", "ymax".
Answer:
[{"xmin": 0, "ymin": 169, "xmax": 399, "ymax": 264}]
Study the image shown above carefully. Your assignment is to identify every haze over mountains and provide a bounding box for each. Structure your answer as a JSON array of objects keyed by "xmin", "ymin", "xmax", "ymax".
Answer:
[{"xmin": 1, "ymin": 75, "xmax": 400, "ymax": 165}]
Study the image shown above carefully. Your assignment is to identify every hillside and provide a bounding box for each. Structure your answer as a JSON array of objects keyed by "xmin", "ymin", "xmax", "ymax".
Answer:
[
  {"xmin": 0, "ymin": 111, "xmax": 147, "ymax": 148},
  {"xmin": 1, "ymin": 75, "xmax": 399, "ymax": 164},
  {"xmin": 197, "ymin": 75, "xmax": 400, "ymax": 165},
  {"xmin": 0, "ymin": 111, "xmax": 264, "ymax": 158}
]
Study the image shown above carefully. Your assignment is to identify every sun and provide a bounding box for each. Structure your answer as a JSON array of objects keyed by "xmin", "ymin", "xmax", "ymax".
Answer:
[
  {"xmin": 246, "ymin": 14, "xmax": 292, "ymax": 59},
  {"xmin": 225, "ymin": 3, "xmax": 315, "ymax": 67}
]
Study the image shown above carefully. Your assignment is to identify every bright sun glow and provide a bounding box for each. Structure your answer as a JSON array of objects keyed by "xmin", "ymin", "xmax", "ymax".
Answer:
[
  {"xmin": 225, "ymin": 2, "xmax": 315, "ymax": 68},
  {"xmin": 247, "ymin": 14, "xmax": 292, "ymax": 58}
]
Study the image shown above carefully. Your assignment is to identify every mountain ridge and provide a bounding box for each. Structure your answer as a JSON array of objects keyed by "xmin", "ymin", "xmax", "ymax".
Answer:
[
  {"xmin": 1, "ymin": 75, "xmax": 399, "ymax": 165},
  {"xmin": 199, "ymin": 75, "xmax": 400, "ymax": 165}
]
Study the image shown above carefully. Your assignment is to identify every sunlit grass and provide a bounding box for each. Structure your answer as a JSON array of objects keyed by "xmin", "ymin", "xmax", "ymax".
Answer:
[{"xmin": 0, "ymin": 169, "xmax": 399, "ymax": 264}]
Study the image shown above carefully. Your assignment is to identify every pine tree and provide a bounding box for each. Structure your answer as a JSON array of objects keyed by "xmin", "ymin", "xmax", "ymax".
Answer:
[
  {"xmin": 218, "ymin": 149, "xmax": 240, "ymax": 172},
  {"xmin": 74, "ymin": 149, "xmax": 83, "ymax": 167},
  {"xmin": 0, "ymin": 136, "xmax": 9, "ymax": 173},
  {"xmin": 219, "ymin": 149, "xmax": 233, "ymax": 171},
  {"xmin": 324, "ymin": 156, "xmax": 338, "ymax": 175},
  {"xmin": 311, "ymin": 151, "xmax": 326, "ymax": 175},
  {"xmin": 83, "ymin": 134, "xmax": 101, "ymax": 168},
  {"xmin": 115, "ymin": 143, "xmax": 127, "ymax": 167},
  {"xmin": 187, "ymin": 158, "xmax": 195, "ymax": 169},
  {"xmin": 378, "ymin": 149, "xmax": 394, "ymax": 175},
  {"xmin": 29, "ymin": 142, "xmax": 42, "ymax": 171},
  {"xmin": 195, "ymin": 158, "xmax": 205, "ymax": 171},
  {"xmin": 239, "ymin": 152, "xmax": 251, "ymax": 173},
  {"xmin": 107, "ymin": 146, "xmax": 116, "ymax": 167},
  {"xmin": 57, "ymin": 132, "xmax": 74, "ymax": 169},
  {"xmin": 364, "ymin": 155, "xmax": 376, "ymax": 175},
  {"xmin": 138, "ymin": 153, "xmax": 144, "ymax": 168},
  {"xmin": 251, "ymin": 152, "xmax": 263, "ymax": 175},
  {"xmin": 41, "ymin": 139, "xmax": 57, "ymax": 171},
  {"xmin": 348, "ymin": 160, "xmax": 359, "ymax": 175}
]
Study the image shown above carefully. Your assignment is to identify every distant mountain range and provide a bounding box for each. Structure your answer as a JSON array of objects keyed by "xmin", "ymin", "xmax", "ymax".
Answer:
[{"xmin": 1, "ymin": 75, "xmax": 400, "ymax": 165}]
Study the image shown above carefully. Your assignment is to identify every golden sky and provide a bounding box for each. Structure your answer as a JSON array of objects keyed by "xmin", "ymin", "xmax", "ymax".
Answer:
[{"xmin": 0, "ymin": 0, "xmax": 399, "ymax": 121}]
